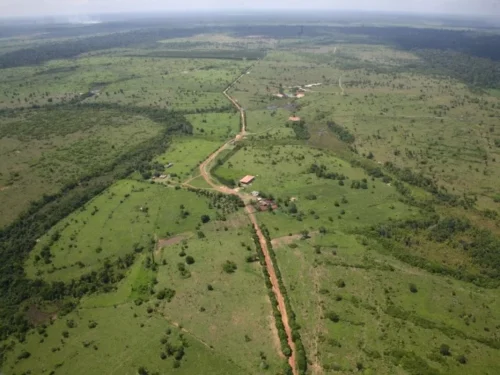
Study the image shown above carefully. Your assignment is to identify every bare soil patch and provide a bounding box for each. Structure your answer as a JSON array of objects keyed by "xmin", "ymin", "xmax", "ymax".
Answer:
[
  {"xmin": 157, "ymin": 233, "xmax": 191, "ymax": 253},
  {"xmin": 288, "ymin": 116, "xmax": 301, "ymax": 121},
  {"xmin": 25, "ymin": 304, "xmax": 56, "ymax": 325}
]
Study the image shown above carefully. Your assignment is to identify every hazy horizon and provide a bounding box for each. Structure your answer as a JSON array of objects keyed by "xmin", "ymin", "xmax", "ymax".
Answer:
[{"xmin": 1, "ymin": 0, "xmax": 499, "ymax": 19}]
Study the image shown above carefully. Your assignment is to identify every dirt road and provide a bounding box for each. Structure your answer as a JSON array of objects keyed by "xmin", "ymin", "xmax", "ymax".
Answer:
[{"xmin": 198, "ymin": 69, "xmax": 298, "ymax": 375}]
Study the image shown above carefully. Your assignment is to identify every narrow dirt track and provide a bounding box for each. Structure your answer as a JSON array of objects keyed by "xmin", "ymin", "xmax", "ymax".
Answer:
[{"xmin": 198, "ymin": 69, "xmax": 298, "ymax": 375}]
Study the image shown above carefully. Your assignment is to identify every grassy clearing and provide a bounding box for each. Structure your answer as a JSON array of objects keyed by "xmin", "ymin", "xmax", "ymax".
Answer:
[
  {"xmin": 186, "ymin": 112, "xmax": 240, "ymax": 140},
  {"xmin": 154, "ymin": 137, "xmax": 223, "ymax": 181}
]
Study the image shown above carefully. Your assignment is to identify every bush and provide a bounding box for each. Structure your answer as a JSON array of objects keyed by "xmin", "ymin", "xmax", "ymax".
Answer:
[
  {"xmin": 185, "ymin": 256, "xmax": 195, "ymax": 265},
  {"xmin": 17, "ymin": 351, "xmax": 31, "ymax": 360},
  {"xmin": 409, "ymin": 283, "xmax": 418, "ymax": 293},
  {"xmin": 207, "ymin": 284, "xmax": 214, "ymax": 291},
  {"xmin": 157, "ymin": 288, "xmax": 176, "ymax": 302},
  {"xmin": 439, "ymin": 344, "xmax": 451, "ymax": 356},
  {"xmin": 336, "ymin": 279, "xmax": 346, "ymax": 288},
  {"xmin": 326, "ymin": 311, "xmax": 340, "ymax": 323},
  {"xmin": 457, "ymin": 354, "xmax": 467, "ymax": 364},
  {"xmin": 222, "ymin": 260, "xmax": 237, "ymax": 274},
  {"xmin": 201, "ymin": 214, "xmax": 210, "ymax": 223}
]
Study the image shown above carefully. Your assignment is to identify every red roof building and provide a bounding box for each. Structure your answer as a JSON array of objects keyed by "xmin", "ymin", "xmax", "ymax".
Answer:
[{"xmin": 240, "ymin": 175, "xmax": 255, "ymax": 184}]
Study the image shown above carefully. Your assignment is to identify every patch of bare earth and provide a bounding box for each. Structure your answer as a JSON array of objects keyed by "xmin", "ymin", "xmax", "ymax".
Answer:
[
  {"xmin": 25, "ymin": 304, "xmax": 56, "ymax": 325},
  {"xmin": 157, "ymin": 233, "xmax": 191, "ymax": 254},
  {"xmin": 271, "ymin": 232, "xmax": 318, "ymax": 249}
]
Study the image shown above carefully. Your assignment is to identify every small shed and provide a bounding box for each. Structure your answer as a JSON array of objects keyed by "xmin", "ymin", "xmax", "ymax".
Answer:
[{"xmin": 240, "ymin": 175, "xmax": 255, "ymax": 185}]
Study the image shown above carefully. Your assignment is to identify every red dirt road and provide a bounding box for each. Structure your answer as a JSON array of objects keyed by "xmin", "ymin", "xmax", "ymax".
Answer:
[{"xmin": 198, "ymin": 70, "xmax": 298, "ymax": 375}]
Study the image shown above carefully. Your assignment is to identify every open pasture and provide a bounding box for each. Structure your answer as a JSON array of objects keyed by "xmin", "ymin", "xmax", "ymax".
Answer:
[
  {"xmin": 274, "ymin": 231, "xmax": 500, "ymax": 374},
  {"xmin": 25, "ymin": 179, "xmax": 241, "ymax": 283}
]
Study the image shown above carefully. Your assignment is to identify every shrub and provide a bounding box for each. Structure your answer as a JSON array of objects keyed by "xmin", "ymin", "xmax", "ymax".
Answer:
[
  {"xmin": 409, "ymin": 283, "xmax": 418, "ymax": 293},
  {"xmin": 201, "ymin": 214, "xmax": 210, "ymax": 223},
  {"xmin": 157, "ymin": 288, "xmax": 176, "ymax": 302},
  {"xmin": 326, "ymin": 311, "xmax": 340, "ymax": 322},
  {"xmin": 185, "ymin": 256, "xmax": 195, "ymax": 265},
  {"xmin": 222, "ymin": 260, "xmax": 237, "ymax": 274},
  {"xmin": 439, "ymin": 344, "xmax": 451, "ymax": 356},
  {"xmin": 207, "ymin": 284, "xmax": 214, "ymax": 291},
  {"xmin": 457, "ymin": 354, "xmax": 467, "ymax": 364},
  {"xmin": 88, "ymin": 321, "xmax": 98, "ymax": 329},
  {"xmin": 336, "ymin": 279, "xmax": 346, "ymax": 288},
  {"xmin": 17, "ymin": 351, "xmax": 31, "ymax": 360}
]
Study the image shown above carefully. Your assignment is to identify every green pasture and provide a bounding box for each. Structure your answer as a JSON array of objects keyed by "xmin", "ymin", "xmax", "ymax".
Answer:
[
  {"xmin": 274, "ymin": 231, "xmax": 500, "ymax": 374},
  {"xmin": 25, "ymin": 179, "xmax": 230, "ymax": 282}
]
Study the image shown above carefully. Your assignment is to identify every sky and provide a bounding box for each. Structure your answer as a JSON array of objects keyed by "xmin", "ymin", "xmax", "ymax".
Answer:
[{"xmin": 0, "ymin": 0, "xmax": 499, "ymax": 18}]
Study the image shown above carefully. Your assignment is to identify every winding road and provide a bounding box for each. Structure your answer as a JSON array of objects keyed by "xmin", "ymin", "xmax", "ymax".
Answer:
[{"xmin": 198, "ymin": 69, "xmax": 298, "ymax": 375}]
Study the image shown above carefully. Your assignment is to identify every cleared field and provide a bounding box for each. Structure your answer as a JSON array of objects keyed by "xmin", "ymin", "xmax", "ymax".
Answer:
[
  {"xmin": 2, "ymin": 299, "xmax": 246, "ymax": 375},
  {"xmin": 0, "ymin": 55, "xmax": 247, "ymax": 111},
  {"xmin": 186, "ymin": 112, "xmax": 240, "ymax": 140},
  {"xmin": 154, "ymin": 227, "xmax": 284, "ymax": 373},
  {"xmin": 274, "ymin": 231, "xmax": 500, "ymax": 374},
  {"xmin": 154, "ymin": 137, "xmax": 223, "ymax": 181},
  {"xmin": 25, "ymin": 179, "xmax": 240, "ymax": 282}
]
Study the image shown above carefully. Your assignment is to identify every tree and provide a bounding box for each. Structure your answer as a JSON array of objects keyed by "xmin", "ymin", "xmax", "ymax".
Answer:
[
  {"xmin": 336, "ymin": 279, "xmax": 346, "ymax": 288},
  {"xmin": 409, "ymin": 283, "xmax": 418, "ymax": 293},
  {"xmin": 138, "ymin": 367, "xmax": 149, "ymax": 375},
  {"xmin": 185, "ymin": 256, "xmax": 195, "ymax": 265},
  {"xmin": 457, "ymin": 354, "xmax": 467, "ymax": 364},
  {"xmin": 201, "ymin": 214, "xmax": 210, "ymax": 223}
]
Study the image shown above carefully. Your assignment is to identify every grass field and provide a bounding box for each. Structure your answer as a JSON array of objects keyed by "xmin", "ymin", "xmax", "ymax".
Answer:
[
  {"xmin": 25, "ymin": 179, "xmax": 239, "ymax": 282},
  {"xmin": 274, "ymin": 231, "xmax": 500, "ymax": 374},
  {"xmin": 3, "ymin": 24, "xmax": 500, "ymax": 375},
  {"xmin": 0, "ymin": 107, "xmax": 162, "ymax": 227}
]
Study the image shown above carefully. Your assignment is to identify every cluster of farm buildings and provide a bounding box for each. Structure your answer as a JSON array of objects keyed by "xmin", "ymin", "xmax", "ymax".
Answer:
[{"xmin": 239, "ymin": 175, "xmax": 278, "ymax": 211}]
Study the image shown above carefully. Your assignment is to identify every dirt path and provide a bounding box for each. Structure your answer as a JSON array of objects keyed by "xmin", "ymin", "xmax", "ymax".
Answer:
[
  {"xmin": 198, "ymin": 68, "xmax": 299, "ymax": 375},
  {"xmin": 338, "ymin": 76, "xmax": 345, "ymax": 95}
]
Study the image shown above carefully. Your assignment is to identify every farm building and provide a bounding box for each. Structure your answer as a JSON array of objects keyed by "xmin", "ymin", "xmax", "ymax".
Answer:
[
  {"xmin": 240, "ymin": 175, "xmax": 255, "ymax": 185},
  {"xmin": 258, "ymin": 199, "xmax": 278, "ymax": 211}
]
